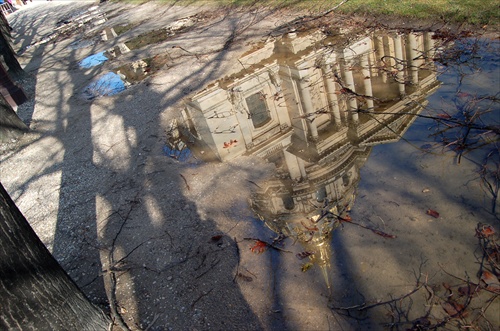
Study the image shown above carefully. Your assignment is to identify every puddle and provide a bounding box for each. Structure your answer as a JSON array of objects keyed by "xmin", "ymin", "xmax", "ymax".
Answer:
[
  {"xmin": 124, "ymin": 14, "xmax": 202, "ymax": 50},
  {"xmin": 82, "ymin": 72, "xmax": 127, "ymax": 99},
  {"xmin": 68, "ymin": 38, "xmax": 97, "ymax": 50},
  {"xmin": 77, "ymin": 22, "xmax": 171, "ymax": 85},
  {"xmin": 172, "ymin": 28, "xmax": 498, "ymax": 294},
  {"xmin": 163, "ymin": 120, "xmax": 193, "ymax": 162},
  {"xmin": 79, "ymin": 51, "xmax": 108, "ymax": 68},
  {"xmin": 175, "ymin": 29, "xmax": 442, "ymax": 286}
]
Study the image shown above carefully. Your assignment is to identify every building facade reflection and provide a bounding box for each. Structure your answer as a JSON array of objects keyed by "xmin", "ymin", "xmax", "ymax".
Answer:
[{"xmin": 182, "ymin": 29, "xmax": 441, "ymax": 289}]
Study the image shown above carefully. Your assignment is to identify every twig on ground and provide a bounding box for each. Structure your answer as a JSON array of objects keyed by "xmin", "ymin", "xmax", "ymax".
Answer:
[
  {"xmin": 191, "ymin": 288, "xmax": 214, "ymax": 309},
  {"xmin": 180, "ymin": 173, "xmax": 190, "ymax": 191},
  {"xmin": 331, "ymin": 284, "xmax": 424, "ymax": 312}
]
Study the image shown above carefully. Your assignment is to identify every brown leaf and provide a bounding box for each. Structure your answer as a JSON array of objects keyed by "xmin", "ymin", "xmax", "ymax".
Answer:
[
  {"xmin": 426, "ymin": 209, "xmax": 440, "ymax": 218},
  {"xmin": 250, "ymin": 240, "xmax": 267, "ymax": 254},
  {"xmin": 480, "ymin": 270, "xmax": 500, "ymax": 293},
  {"xmin": 476, "ymin": 224, "xmax": 496, "ymax": 238},
  {"xmin": 458, "ymin": 285, "xmax": 480, "ymax": 297},
  {"xmin": 342, "ymin": 214, "xmax": 352, "ymax": 222},
  {"xmin": 442, "ymin": 301, "xmax": 468, "ymax": 318}
]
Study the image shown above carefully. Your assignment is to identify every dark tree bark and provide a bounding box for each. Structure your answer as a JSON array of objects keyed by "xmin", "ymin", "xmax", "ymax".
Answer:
[
  {"xmin": 0, "ymin": 92, "xmax": 27, "ymax": 143},
  {"xmin": 0, "ymin": 183, "xmax": 111, "ymax": 330},
  {"xmin": 0, "ymin": 12, "xmax": 24, "ymax": 77},
  {"xmin": 0, "ymin": 61, "xmax": 27, "ymax": 110}
]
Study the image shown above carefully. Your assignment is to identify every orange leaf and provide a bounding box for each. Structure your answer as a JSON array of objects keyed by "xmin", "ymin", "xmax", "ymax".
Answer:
[
  {"xmin": 476, "ymin": 224, "xmax": 496, "ymax": 238},
  {"xmin": 250, "ymin": 240, "xmax": 267, "ymax": 254},
  {"xmin": 342, "ymin": 215, "xmax": 352, "ymax": 222},
  {"xmin": 426, "ymin": 209, "xmax": 440, "ymax": 218},
  {"xmin": 481, "ymin": 271, "xmax": 500, "ymax": 293}
]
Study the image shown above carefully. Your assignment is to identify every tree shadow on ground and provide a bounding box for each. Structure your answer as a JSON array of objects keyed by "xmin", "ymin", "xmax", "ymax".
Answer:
[{"xmin": 21, "ymin": 3, "xmax": 267, "ymax": 329}]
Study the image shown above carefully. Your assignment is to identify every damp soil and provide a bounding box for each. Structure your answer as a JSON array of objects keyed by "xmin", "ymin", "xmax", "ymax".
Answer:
[{"xmin": 1, "ymin": 2, "xmax": 499, "ymax": 331}]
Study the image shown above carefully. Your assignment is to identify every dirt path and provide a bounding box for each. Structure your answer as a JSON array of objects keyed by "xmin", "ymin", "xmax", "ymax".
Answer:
[{"xmin": 1, "ymin": 1, "xmax": 498, "ymax": 330}]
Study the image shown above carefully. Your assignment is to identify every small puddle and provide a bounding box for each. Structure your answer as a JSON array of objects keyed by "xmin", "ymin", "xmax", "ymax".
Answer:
[
  {"xmin": 124, "ymin": 14, "xmax": 202, "ymax": 50},
  {"xmin": 68, "ymin": 39, "xmax": 97, "ymax": 50},
  {"xmin": 79, "ymin": 51, "xmax": 108, "ymax": 68},
  {"xmin": 163, "ymin": 120, "xmax": 193, "ymax": 162},
  {"xmin": 82, "ymin": 72, "xmax": 127, "ymax": 99}
]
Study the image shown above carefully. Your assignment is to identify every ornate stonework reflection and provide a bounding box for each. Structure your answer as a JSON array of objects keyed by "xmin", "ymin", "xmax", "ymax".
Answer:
[{"xmin": 182, "ymin": 29, "xmax": 441, "ymax": 289}]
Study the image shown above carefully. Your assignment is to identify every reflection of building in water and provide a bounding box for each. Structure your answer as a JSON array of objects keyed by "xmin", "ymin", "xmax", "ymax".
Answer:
[
  {"xmin": 185, "ymin": 29, "xmax": 439, "ymax": 214},
  {"xmin": 183, "ymin": 29, "xmax": 441, "ymax": 290}
]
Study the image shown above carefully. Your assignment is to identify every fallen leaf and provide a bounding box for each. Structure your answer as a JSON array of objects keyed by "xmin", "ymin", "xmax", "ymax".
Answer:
[
  {"xmin": 250, "ymin": 240, "xmax": 267, "ymax": 254},
  {"xmin": 426, "ymin": 209, "xmax": 440, "ymax": 218},
  {"xmin": 458, "ymin": 284, "xmax": 480, "ymax": 297},
  {"xmin": 442, "ymin": 282, "xmax": 452, "ymax": 291},
  {"xmin": 476, "ymin": 224, "xmax": 496, "ymax": 238},
  {"xmin": 480, "ymin": 270, "xmax": 500, "ymax": 293},
  {"xmin": 442, "ymin": 301, "xmax": 468, "ymax": 318}
]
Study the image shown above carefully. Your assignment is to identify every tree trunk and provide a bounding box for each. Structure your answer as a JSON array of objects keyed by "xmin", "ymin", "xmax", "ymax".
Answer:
[
  {"xmin": 0, "ymin": 92, "xmax": 28, "ymax": 143},
  {"xmin": 0, "ymin": 12, "xmax": 24, "ymax": 77},
  {"xmin": 0, "ymin": 183, "xmax": 111, "ymax": 330},
  {"xmin": 0, "ymin": 62, "xmax": 27, "ymax": 111}
]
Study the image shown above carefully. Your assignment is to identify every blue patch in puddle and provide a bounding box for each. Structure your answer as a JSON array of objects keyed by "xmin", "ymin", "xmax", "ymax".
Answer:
[
  {"xmin": 80, "ymin": 51, "xmax": 108, "ymax": 68},
  {"xmin": 83, "ymin": 72, "xmax": 126, "ymax": 99},
  {"xmin": 163, "ymin": 144, "xmax": 192, "ymax": 162}
]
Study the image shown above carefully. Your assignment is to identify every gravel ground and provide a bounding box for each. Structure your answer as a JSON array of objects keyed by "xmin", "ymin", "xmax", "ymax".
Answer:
[{"xmin": 1, "ymin": 1, "xmax": 499, "ymax": 331}]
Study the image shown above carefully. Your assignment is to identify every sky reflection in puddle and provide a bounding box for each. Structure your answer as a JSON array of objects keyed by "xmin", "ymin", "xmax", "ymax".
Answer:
[
  {"xmin": 79, "ymin": 51, "xmax": 108, "ymax": 68},
  {"xmin": 83, "ymin": 72, "xmax": 126, "ymax": 99}
]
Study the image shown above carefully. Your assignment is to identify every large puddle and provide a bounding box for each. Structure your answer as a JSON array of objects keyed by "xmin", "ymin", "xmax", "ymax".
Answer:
[
  {"xmin": 167, "ymin": 28, "xmax": 499, "ymax": 323},
  {"xmin": 175, "ymin": 29, "xmax": 442, "ymax": 285}
]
